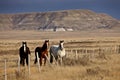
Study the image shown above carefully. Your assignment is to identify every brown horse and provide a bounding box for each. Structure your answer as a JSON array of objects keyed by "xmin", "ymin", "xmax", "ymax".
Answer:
[
  {"xmin": 19, "ymin": 41, "xmax": 31, "ymax": 66},
  {"xmin": 34, "ymin": 40, "xmax": 49, "ymax": 66}
]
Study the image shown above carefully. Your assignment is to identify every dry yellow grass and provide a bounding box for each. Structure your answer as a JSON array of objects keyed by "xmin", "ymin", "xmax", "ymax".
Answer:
[
  {"xmin": 0, "ymin": 53, "xmax": 120, "ymax": 80},
  {"xmin": 0, "ymin": 31, "xmax": 120, "ymax": 80}
]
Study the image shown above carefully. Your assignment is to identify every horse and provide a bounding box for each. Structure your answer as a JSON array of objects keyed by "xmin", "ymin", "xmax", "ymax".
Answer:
[
  {"xmin": 19, "ymin": 41, "xmax": 31, "ymax": 66},
  {"xmin": 34, "ymin": 40, "xmax": 49, "ymax": 66},
  {"xmin": 49, "ymin": 40, "xmax": 66, "ymax": 65}
]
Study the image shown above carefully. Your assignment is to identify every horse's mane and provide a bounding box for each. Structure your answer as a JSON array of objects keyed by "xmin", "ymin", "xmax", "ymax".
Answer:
[
  {"xmin": 41, "ymin": 41, "xmax": 48, "ymax": 51},
  {"xmin": 59, "ymin": 43, "xmax": 62, "ymax": 49}
]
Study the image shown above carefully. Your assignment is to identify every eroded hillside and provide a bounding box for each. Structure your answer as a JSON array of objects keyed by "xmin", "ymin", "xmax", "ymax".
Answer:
[{"xmin": 0, "ymin": 9, "xmax": 119, "ymax": 31}]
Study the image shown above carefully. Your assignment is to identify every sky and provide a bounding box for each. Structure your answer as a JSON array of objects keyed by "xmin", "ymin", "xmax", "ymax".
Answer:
[{"xmin": 0, "ymin": 0, "xmax": 120, "ymax": 19}]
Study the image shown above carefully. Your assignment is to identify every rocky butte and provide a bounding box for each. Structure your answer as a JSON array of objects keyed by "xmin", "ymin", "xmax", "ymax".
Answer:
[{"xmin": 0, "ymin": 9, "xmax": 120, "ymax": 31}]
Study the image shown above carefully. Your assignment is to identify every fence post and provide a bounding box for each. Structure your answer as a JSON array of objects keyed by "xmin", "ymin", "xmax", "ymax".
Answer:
[
  {"xmin": 75, "ymin": 50, "xmax": 78, "ymax": 60},
  {"xmin": 18, "ymin": 57, "xmax": 20, "ymax": 73},
  {"xmin": 4, "ymin": 59, "xmax": 7, "ymax": 80},
  {"xmin": 36, "ymin": 52, "xmax": 40, "ymax": 72}
]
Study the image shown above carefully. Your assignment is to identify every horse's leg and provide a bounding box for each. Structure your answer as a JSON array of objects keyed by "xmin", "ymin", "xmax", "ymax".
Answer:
[
  {"xmin": 34, "ymin": 52, "xmax": 37, "ymax": 64},
  {"xmin": 20, "ymin": 57, "xmax": 22, "ymax": 65},
  {"xmin": 23, "ymin": 58, "xmax": 25, "ymax": 66},
  {"xmin": 40, "ymin": 57, "xmax": 42, "ymax": 66},
  {"xmin": 55, "ymin": 56, "xmax": 58, "ymax": 61},
  {"xmin": 20, "ymin": 57, "xmax": 25, "ymax": 66},
  {"xmin": 44, "ymin": 58, "xmax": 47, "ymax": 66},
  {"xmin": 55, "ymin": 56, "xmax": 59, "ymax": 65},
  {"xmin": 26, "ymin": 55, "xmax": 28, "ymax": 66},
  {"xmin": 50, "ymin": 53, "xmax": 53, "ymax": 63}
]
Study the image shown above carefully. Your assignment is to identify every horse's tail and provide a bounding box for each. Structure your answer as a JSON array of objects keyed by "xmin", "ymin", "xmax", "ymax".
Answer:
[
  {"xmin": 34, "ymin": 47, "xmax": 39, "ymax": 64},
  {"xmin": 34, "ymin": 47, "xmax": 42, "ymax": 64},
  {"xmin": 34, "ymin": 50, "xmax": 38, "ymax": 64}
]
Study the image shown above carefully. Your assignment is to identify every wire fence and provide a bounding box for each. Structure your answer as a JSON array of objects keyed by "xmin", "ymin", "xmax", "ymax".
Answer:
[{"xmin": 0, "ymin": 44, "xmax": 120, "ymax": 80}]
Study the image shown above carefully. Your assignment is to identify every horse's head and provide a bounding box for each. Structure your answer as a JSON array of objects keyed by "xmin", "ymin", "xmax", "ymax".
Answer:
[
  {"xmin": 22, "ymin": 41, "xmax": 27, "ymax": 52},
  {"xmin": 42, "ymin": 40, "xmax": 49, "ymax": 50},
  {"xmin": 59, "ymin": 40, "xmax": 64, "ymax": 50},
  {"xmin": 45, "ymin": 40, "xmax": 49, "ymax": 48}
]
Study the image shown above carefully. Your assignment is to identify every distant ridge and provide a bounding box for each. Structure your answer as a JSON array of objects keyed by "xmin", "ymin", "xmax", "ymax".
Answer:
[{"xmin": 0, "ymin": 9, "xmax": 119, "ymax": 31}]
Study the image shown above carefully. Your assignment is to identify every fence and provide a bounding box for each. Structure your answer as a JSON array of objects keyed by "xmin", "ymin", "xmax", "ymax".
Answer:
[
  {"xmin": 0, "ymin": 59, "xmax": 17, "ymax": 80},
  {"xmin": 65, "ymin": 44, "xmax": 120, "ymax": 60},
  {"xmin": 0, "ymin": 44, "xmax": 120, "ymax": 80},
  {"xmin": 0, "ymin": 52, "xmax": 49, "ymax": 80}
]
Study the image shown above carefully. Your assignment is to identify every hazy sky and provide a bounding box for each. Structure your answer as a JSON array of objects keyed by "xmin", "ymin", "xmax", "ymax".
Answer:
[{"xmin": 0, "ymin": 0, "xmax": 120, "ymax": 19}]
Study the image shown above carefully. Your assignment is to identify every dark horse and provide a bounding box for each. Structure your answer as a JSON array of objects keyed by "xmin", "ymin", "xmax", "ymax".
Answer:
[
  {"xmin": 34, "ymin": 40, "xmax": 49, "ymax": 66},
  {"xmin": 19, "ymin": 41, "xmax": 31, "ymax": 66}
]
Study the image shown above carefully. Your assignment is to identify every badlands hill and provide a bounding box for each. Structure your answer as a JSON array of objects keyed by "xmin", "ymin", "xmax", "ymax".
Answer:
[{"xmin": 0, "ymin": 9, "xmax": 119, "ymax": 31}]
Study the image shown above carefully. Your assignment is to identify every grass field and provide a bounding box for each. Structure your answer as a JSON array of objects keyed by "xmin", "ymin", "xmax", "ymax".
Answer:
[{"xmin": 0, "ymin": 31, "xmax": 120, "ymax": 80}]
